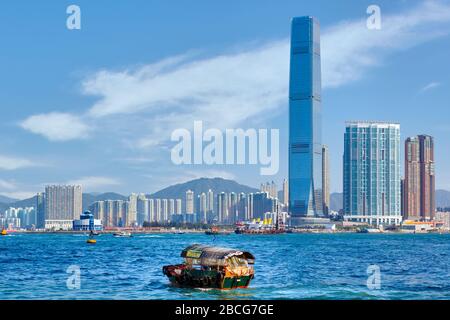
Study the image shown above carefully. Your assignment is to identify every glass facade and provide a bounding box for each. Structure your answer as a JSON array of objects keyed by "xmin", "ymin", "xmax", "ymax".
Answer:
[
  {"xmin": 343, "ymin": 122, "xmax": 402, "ymax": 226},
  {"xmin": 289, "ymin": 16, "xmax": 324, "ymax": 223}
]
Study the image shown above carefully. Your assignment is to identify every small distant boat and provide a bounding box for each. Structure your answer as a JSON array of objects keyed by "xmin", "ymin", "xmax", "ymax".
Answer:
[
  {"xmin": 357, "ymin": 228, "xmax": 382, "ymax": 233},
  {"xmin": 113, "ymin": 231, "xmax": 132, "ymax": 237},
  {"xmin": 163, "ymin": 244, "xmax": 255, "ymax": 290},
  {"xmin": 205, "ymin": 226, "xmax": 231, "ymax": 235},
  {"xmin": 1, "ymin": 229, "xmax": 7, "ymax": 236},
  {"xmin": 87, "ymin": 230, "xmax": 97, "ymax": 243}
]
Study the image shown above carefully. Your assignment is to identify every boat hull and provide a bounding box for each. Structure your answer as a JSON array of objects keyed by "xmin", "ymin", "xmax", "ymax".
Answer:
[{"xmin": 162, "ymin": 264, "xmax": 253, "ymax": 290}]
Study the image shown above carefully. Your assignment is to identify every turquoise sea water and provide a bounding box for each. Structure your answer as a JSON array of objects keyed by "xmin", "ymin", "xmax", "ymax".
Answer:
[{"xmin": 0, "ymin": 233, "xmax": 449, "ymax": 300}]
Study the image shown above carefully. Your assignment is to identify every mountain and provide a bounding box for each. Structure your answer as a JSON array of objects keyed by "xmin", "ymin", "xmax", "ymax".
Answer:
[
  {"xmin": 148, "ymin": 177, "xmax": 258, "ymax": 200},
  {"xmin": 81, "ymin": 192, "xmax": 127, "ymax": 211},
  {"xmin": 0, "ymin": 195, "xmax": 19, "ymax": 204},
  {"xmin": 436, "ymin": 189, "xmax": 450, "ymax": 208},
  {"xmin": 0, "ymin": 178, "xmax": 257, "ymax": 213},
  {"xmin": 0, "ymin": 192, "xmax": 128, "ymax": 213},
  {"xmin": 330, "ymin": 193, "xmax": 343, "ymax": 212}
]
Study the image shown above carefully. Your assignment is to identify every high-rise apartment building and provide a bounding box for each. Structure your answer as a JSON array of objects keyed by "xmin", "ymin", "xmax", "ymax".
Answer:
[
  {"xmin": 127, "ymin": 193, "xmax": 137, "ymax": 227},
  {"xmin": 217, "ymin": 192, "xmax": 228, "ymax": 223},
  {"xmin": 289, "ymin": 16, "xmax": 324, "ymax": 224},
  {"xmin": 175, "ymin": 199, "xmax": 182, "ymax": 215},
  {"xmin": 185, "ymin": 190, "xmax": 194, "ymax": 214},
  {"xmin": 36, "ymin": 192, "xmax": 45, "ymax": 229},
  {"xmin": 44, "ymin": 185, "xmax": 82, "ymax": 230},
  {"xmin": 136, "ymin": 194, "xmax": 148, "ymax": 226},
  {"xmin": 343, "ymin": 122, "xmax": 402, "ymax": 226},
  {"xmin": 197, "ymin": 193, "xmax": 207, "ymax": 223},
  {"xmin": 404, "ymin": 135, "xmax": 435, "ymax": 220}
]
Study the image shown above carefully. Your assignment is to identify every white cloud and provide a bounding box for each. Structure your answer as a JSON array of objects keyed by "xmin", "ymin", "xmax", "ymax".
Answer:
[
  {"xmin": 322, "ymin": 1, "xmax": 450, "ymax": 87},
  {"xmin": 75, "ymin": 1, "xmax": 450, "ymax": 147},
  {"xmin": 65, "ymin": 176, "xmax": 121, "ymax": 191},
  {"xmin": 0, "ymin": 179, "xmax": 38, "ymax": 200},
  {"xmin": 419, "ymin": 81, "xmax": 441, "ymax": 93},
  {"xmin": 0, "ymin": 191, "xmax": 36, "ymax": 200},
  {"xmin": 0, "ymin": 179, "xmax": 17, "ymax": 190},
  {"xmin": 0, "ymin": 155, "xmax": 36, "ymax": 170},
  {"xmin": 145, "ymin": 169, "xmax": 236, "ymax": 188},
  {"xmin": 20, "ymin": 112, "xmax": 90, "ymax": 142},
  {"xmin": 19, "ymin": 1, "xmax": 450, "ymax": 152}
]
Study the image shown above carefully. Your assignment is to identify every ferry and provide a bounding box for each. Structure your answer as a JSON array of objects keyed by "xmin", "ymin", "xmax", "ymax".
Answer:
[{"xmin": 163, "ymin": 244, "xmax": 255, "ymax": 290}]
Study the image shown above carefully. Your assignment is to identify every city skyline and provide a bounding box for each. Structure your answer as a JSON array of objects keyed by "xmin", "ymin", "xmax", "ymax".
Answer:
[{"xmin": 1, "ymin": 1, "xmax": 450, "ymax": 199}]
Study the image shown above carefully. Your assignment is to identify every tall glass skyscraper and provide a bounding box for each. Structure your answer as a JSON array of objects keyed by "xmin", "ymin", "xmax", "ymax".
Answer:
[
  {"xmin": 289, "ymin": 16, "xmax": 324, "ymax": 223},
  {"xmin": 343, "ymin": 122, "xmax": 402, "ymax": 226}
]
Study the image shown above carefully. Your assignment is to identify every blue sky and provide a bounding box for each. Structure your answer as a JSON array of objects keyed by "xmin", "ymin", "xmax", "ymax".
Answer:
[{"xmin": 1, "ymin": 0, "xmax": 450, "ymax": 199}]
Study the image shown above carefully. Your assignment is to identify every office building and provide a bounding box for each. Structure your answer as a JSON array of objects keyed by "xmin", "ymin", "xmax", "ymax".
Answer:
[{"xmin": 289, "ymin": 16, "xmax": 324, "ymax": 224}]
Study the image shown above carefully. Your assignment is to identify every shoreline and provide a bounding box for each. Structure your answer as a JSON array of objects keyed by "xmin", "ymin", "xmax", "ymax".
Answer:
[{"xmin": 4, "ymin": 229, "xmax": 449, "ymax": 235}]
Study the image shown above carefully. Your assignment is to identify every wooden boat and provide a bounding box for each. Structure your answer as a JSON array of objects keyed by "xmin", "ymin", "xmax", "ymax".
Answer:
[{"xmin": 162, "ymin": 244, "xmax": 255, "ymax": 290}]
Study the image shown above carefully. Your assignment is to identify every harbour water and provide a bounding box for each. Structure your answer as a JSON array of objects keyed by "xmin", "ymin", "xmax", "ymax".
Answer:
[{"xmin": 0, "ymin": 233, "xmax": 449, "ymax": 300}]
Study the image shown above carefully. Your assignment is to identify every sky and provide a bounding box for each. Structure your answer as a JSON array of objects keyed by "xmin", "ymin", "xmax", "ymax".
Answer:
[{"xmin": 0, "ymin": 0, "xmax": 450, "ymax": 199}]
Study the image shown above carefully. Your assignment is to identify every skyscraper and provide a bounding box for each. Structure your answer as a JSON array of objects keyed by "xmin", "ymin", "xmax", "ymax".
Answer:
[
  {"xmin": 217, "ymin": 192, "xmax": 228, "ymax": 223},
  {"xmin": 197, "ymin": 193, "xmax": 207, "ymax": 223},
  {"xmin": 343, "ymin": 121, "xmax": 402, "ymax": 226},
  {"xmin": 137, "ymin": 194, "xmax": 148, "ymax": 226},
  {"xmin": 155, "ymin": 199, "xmax": 161, "ymax": 222},
  {"xmin": 127, "ymin": 193, "xmax": 137, "ymax": 227},
  {"xmin": 104, "ymin": 200, "xmax": 114, "ymax": 227},
  {"xmin": 44, "ymin": 185, "xmax": 82, "ymax": 230},
  {"xmin": 282, "ymin": 179, "xmax": 289, "ymax": 207},
  {"xmin": 288, "ymin": 16, "xmax": 324, "ymax": 224},
  {"xmin": 322, "ymin": 145, "xmax": 330, "ymax": 215},
  {"xmin": 185, "ymin": 190, "xmax": 194, "ymax": 214},
  {"xmin": 168, "ymin": 199, "xmax": 175, "ymax": 216},
  {"xmin": 404, "ymin": 135, "xmax": 435, "ymax": 221},
  {"xmin": 207, "ymin": 189, "xmax": 214, "ymax": 220},
  {"xmin": 148, "ymin": 198, "xmax": 155, "ymax": 222},
  {"xmin": 36, "ymin": 192, "xmax": 45, "ymax": 229},
  {"xmin": 161, "ymin": 199, "xmax": 169, "ymax": 222},
  {"xmin": 175, "ymin": 199, "xmax": 182, "ymax": 215},
  {"xmin": 228, "ymin": 192, "xmax": 238, "ymax": 224}
]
